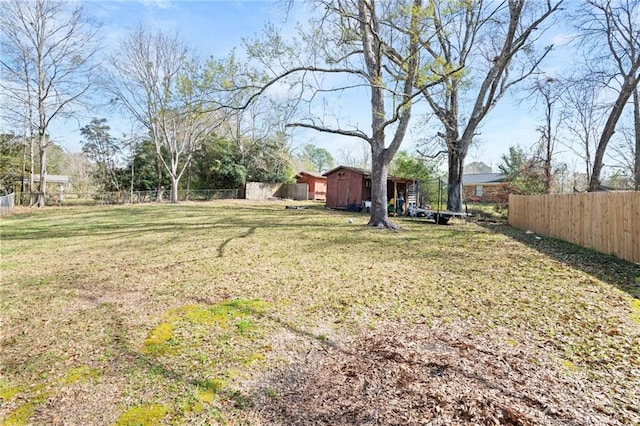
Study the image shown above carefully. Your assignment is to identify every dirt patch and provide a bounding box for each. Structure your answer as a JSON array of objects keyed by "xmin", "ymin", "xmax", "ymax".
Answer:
[{"xmin": 250, "ymin": 320, "xmax": 629, "ymax": 425}]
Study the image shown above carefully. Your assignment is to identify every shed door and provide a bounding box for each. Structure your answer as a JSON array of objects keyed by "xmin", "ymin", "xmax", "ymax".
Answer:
[{"xmin": 337, "ymin": 179, "xmax": 350, "ymax": 208}]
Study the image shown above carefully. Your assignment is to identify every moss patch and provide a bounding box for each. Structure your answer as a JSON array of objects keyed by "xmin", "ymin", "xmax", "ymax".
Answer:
[
  {"xmin": 631, "ymin": 299, "xmax": 640, "ymax": 324},
  {"xmin": 558, "ymin": 359, "xmax": 580, "ymax": 372},
  {"xmin": 142, "ymin": 323, "xmax": 176, "ymax": 355},
  {"xmin": 2, "ymin": 402, "xmax": 35, "ymax": 426},
  {"xmin": 0, "ymin": 379, "xmax": 20, "ymax": 402},
  {"xmin": 114, "ymin": 404, "xmax": 169, "ymax": 426},
  {"xmin": 131, "ymin": 299, "xmax": 269, "ymax": 420},
  {"xmin": 196, "ymin": 378, "xmax": 225, "ymax": 396},
  {"xmin": 62, "ymin": 365, "xmax": 102, "ymax": 385},
  {"xmin": 0, "ymin": 382, "xmax": 49, "ymax": 426},
  {"xmin": 143, "ymin": 299, "xmax": 268, "ymax": 358}
]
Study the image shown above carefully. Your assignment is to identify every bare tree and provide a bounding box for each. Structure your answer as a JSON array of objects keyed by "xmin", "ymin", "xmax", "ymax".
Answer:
[
  {"xmin": 560, "ymin": 77, "xmax": 608, "ymax": 187},
  {"xmin": 576, "ymin": 0, "xmax": 640, "ymax": 191},
  {"xmin": 609, "ymin": 89, "xmax": 639, "ymax": 189},
  {"xmin": 338, "ymin": 139, "xmax": 371, "ymax": 169},
  {"xmin": 218, "ymin": 87, "xmax": 298, "ymax": 179},
  {"xmin": 245, "ymin": 0, "xmax": 430, "ymax": 228},
  {"xmin": 0, "ymin": 0, "xmax": 99, "ymax": 206},
  {"xmin": 62, "ymin": 152, "xmax": 92, "ymax": 197},
  {"xmin": 419, "ymin": 0, "xmax": 562, "ymax": 211},
  {"xmin": 106, "ymin": 28, "xmax": 222, "ymax": 203},
  {"xmin": 529, "ymin": 77, "xmax": 565, "ymax": 193}
]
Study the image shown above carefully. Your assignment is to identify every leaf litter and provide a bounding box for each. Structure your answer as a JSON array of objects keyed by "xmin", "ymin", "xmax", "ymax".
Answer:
[{"xmin": 249, "ymin": 320, "xmax": 637, "ymax": 425}]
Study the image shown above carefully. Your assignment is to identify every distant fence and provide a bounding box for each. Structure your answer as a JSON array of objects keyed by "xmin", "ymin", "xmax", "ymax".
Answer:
[
  {"xmin": 0, "ymin": 193, "xmax": 15, "ymax": 215},
  {"xmin": 508, "ymin": 192, "xmax": 640, "ymax": 264},
  {"xmin": 24, "ymin": 188, "xmax": 243, "ymax": 206},
  {"xmin": 245, "ymin": 182, "xmax": 308, "ymax": 201},
  {"xmin": 245, "ymin": 182, "xmax": 282, "ymax": 200},
  {"xmin": 278, "ymin": 183, "xmax": 308, "ymax": 200},
  {"xmin": 9, "ymin": 183, "xmax": 311, "ymax": 208}
]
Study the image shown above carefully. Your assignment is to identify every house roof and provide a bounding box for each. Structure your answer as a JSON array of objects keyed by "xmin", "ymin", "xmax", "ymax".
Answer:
[
  {"xmin": 324, "ymin": 165, "xmax": 413, "ymax": 183},
  {"xmin": 296, "ymin": 170, "xmax": 327, "ymax": 179},
  {"xmin": 462, "ymin": 173, "xmax": 507, "ymax": 185}
]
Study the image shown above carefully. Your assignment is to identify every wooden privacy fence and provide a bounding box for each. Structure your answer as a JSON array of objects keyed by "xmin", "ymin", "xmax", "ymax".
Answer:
[
  {"xmin": 508, "ymin": 192, "xmax": 640, "ymax": 264},
  {"xmin": 245, "ymin": 182, "xmax": 308, "ymax": 201}
]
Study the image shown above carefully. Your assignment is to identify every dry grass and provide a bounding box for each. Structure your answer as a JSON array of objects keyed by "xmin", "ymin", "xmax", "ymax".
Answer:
[{"xmin": 0, "ymin": 200, "xmax": 638, "ymax": 425}]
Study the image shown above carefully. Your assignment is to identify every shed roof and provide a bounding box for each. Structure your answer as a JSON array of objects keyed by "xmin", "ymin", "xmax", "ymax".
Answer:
[
  {"xmin": 296, "ymin": 170, "xmax": 327, "ymax": 179},
  {"xmin": 324, "ymin": 165, "xmax": 413, "ymax": 183},
  {"xmin": 462, "ymin": 173, "xmax": 507, "ymax": 185},
  {"xmin": 324, "ymin": 165, "xmax": 370, "ymax": 177}
]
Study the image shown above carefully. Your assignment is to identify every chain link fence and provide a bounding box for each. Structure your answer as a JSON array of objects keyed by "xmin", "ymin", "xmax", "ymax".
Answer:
[
  {"xmin": 13, "ymin": 188, "xmax": 243, "ymax": 207},
  {"xmin": 0, "ymin": 193, "xmax": 15, "ymax": 215}
]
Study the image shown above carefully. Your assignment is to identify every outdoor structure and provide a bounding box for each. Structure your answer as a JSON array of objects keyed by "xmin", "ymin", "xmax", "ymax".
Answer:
[
  {"xmin": 324, "ymin": 166, "xmax": 414, "ymax": 211},
  {"xmin": 24, "ymin": 174, "xmax": 70, "ymax": 189},
  {"xmin": 462, "ymin": 173, "xmax": 508, "ymax": 203},
  {"xmin": 23, "ymin": 174, "xmax": 70, "ymax": 203},
  {"xmin": 295, "ymin": 171, "xmax": 327, "ymax": 201}
]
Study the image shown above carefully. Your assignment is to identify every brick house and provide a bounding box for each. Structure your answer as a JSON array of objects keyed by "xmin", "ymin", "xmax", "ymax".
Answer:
[{"xmin": 462, "ymin": 173, "xmax": 508, "ymax": 204}]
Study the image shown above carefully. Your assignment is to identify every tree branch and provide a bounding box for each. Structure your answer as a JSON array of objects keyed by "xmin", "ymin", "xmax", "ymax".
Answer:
[{"xmin": 286, "ymin": 121, "xmax": 370, "ymax": 143}]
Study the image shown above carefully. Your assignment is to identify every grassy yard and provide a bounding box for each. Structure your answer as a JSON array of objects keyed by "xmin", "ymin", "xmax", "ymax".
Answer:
[{"xmin": 1, "ymin": 200, "xmax": 638, "ymax": 425}]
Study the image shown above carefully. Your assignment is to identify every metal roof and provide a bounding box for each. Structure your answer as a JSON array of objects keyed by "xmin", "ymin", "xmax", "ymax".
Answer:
[
  {"xmin": 462, "ymin": 173, "xmax": 507, "ymax": 185},
  {"xmin": 27, "ymin": 174, "xmax": 70, "ymax": 184}
]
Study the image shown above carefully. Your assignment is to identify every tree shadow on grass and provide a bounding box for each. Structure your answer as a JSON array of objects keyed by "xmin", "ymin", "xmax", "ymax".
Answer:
[
  {"xmin": 481, "ymin": 223, "xmax": 640, "ymax": 299},
  {"xmin": 0, "ymin": 211, "xmax": 330, "ymax": 242}
]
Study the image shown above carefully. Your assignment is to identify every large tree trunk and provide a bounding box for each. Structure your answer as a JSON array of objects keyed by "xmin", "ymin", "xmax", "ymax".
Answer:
[
  {"xmin": 588, "ymin": 73, "xmax": 640, "ymax": 191},
  {"xmin": 170, "ymin": 177, "xmax": 179, "ymax": 204},
  {"xmin": 367, "ymin": 149, "xmax": 396, "ymax": 229},
  {"xmin": 543, "ymin": 102, "xmax": 553, "ymax": 193},
  {"xmin": 155, "ymin": 152, "xmax": 163, "ymax": 192},
  {"xmin": 446, "ymin": 145, "xmax": 464, "ymax": 212},
  {"xmin": 36, "ymin": 134, "xmax": 47, "ymax": 207},
  {"xmin": 169, "ymin": 154, "xmax": 181, "ymax": 204},
  {"xmin": 362, "ymin": 0, "xmax": 391, "ymax": 229},
  {"xmin": 29, "ymin": 136, "xmax": 34, "ymax": 202}
]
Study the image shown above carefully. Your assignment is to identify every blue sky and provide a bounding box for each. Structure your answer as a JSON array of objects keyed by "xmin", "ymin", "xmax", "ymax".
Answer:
[
  {"xmin": 84, "ymin": 0, "xmax": 280, "ymax": 55},
  {"xmin": 45, "ymin": 0, "xmax": 575, "ymax": 171}
]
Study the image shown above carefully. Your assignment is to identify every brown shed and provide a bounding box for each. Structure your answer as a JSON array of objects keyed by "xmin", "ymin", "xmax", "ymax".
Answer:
[
  {"xmin": 324, "ymin": 166, "xmax": 413, "ymax": 211},
  {"xmin": 296, "ymin": 171, "xmax": 328, "ymax": 201}
]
